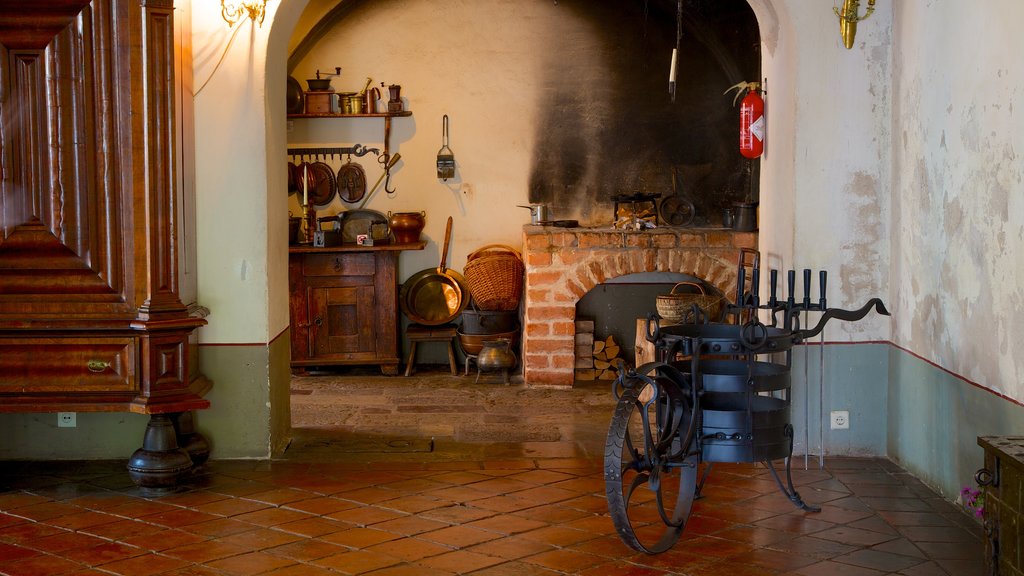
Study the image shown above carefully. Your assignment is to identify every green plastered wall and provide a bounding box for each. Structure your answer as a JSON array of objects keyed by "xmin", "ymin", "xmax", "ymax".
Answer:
[
  {"xmin": 887, "ymin": 346, "xmax": 1024, "ymax": 502},
  {"xmin": 196, "ymin": 333, "xmax": 292, "ymax": 459},
  {"xmin": 0, "ymin": 412, "xmax": 149, "ymax": 460},
  {"xmin": 787, "ymin": 343, "xmax": 890, "ymax": 460}
]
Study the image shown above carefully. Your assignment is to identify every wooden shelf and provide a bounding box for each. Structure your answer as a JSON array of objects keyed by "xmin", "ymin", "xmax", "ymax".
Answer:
[
  {"xmin": 287, "ymin": 111, "xmax": 412, "ymax": 119},
  {"xmin": 287, "ymin": 110, "xmax": 411, "ymax": 162}
]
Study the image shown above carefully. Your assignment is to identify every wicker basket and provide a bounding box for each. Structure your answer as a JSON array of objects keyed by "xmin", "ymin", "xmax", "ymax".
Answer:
[
  {"xmin": 463, "ymin": 244, "xmax": 524, "ymax": 311},
  {"xmin": 656, "ymin": 282, "xmax": 723, "ymax": 324}
]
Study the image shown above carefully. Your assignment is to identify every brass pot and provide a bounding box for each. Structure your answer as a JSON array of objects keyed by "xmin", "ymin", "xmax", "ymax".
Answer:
[
  {"xmin": 477, "ymin": 338, "xmax": 517, "ymax": 372},
  {"xmin": 389, "ymin": 211, "xmax": 425, "ymax": 244},
  {"xmin": 338, "ymin": 92, "xmax": 363, "ymax": 114}
]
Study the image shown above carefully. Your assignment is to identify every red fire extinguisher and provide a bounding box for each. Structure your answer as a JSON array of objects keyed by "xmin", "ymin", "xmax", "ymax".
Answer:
[{"xmin": 725, "ymin": 81, "xmax": 765, "ymax": 159}]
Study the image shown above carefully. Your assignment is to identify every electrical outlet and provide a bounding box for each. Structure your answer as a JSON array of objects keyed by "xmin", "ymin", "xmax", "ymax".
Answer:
[
  {"xmin": 58, "ymin": 412, "xmax": 76, "ymax": 428},
  {"xmin": 830, "ymin": 410, "xmax": 849, "ymax": 430}
]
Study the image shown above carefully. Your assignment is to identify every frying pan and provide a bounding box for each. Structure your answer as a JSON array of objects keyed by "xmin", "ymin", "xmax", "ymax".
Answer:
[
  {"xmin": 308, "ymin": 161, "xmax": 336, "ymax": 206},
  {"xmin": 399, "ymin": 216, "xmax": 469, "ymax": 325}
]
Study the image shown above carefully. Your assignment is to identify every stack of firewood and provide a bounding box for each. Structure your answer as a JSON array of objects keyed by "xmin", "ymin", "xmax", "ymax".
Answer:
[
  {"xmin": 593, "ymin": 335, "xmax": 624, "ymax": 380},
  {"xmin": 575, "ymin": 320, "xmax": 596, "ymax": 381},
  {"xmin": 574, "ymin": 322, "xmax": 625, "ymax": 381}
]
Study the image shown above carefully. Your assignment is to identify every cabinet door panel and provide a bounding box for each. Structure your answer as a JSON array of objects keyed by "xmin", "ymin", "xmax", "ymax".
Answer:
[
  {"xmin": 0, "ymin": 1, "xmax": 129, "ymax": 315},
  {"xmin": 309, "ymin": 285, "xmax": 376, "ymax": 358}
]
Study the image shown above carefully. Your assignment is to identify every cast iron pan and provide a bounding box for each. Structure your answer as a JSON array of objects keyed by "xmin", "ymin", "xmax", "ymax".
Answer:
[
  {"xmin": 337, "ymin": 160, "xmax": 367, "ymax": 204},
  {"xmin": 400, "ymin": 216, "xmax": 469, "ymax": 325}
]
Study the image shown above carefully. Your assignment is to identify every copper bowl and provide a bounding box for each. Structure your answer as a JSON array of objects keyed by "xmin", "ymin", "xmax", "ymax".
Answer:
[{"xmin": 456, "ymin": 328, "xmax": 519, "ymax": 356}]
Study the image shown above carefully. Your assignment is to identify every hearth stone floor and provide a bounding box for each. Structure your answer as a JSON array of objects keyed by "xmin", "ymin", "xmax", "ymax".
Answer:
[{"xmin": 0, "ymin": 367, "xmax": 985, "ymax": 575}]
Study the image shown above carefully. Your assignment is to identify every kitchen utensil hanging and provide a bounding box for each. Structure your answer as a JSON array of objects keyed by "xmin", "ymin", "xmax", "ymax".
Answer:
[
  {"xmin": 287, "ymin": 161, "xmax": 299, "ymax": 196},
  {"xmin": 307, "ymin": 160, "xmax": 336, "ymax": 206},
  {"xmin": 337, "ymin": 155, "xmax": 367, "ymax": 204},
  {"xmin": 437, "ymin": 114, "xmax": 455, "ymax": 181},
  {"xmin": 357, "ymin": 153, "xmax": 402, "ymax": 209},
  {"xmin": 295, "ymin": 161, "xmax": 316, "ymax": 199}
]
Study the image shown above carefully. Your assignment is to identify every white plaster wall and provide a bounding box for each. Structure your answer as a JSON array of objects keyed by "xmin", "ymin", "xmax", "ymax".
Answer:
[
  {"xmin": 892, "ymin": 1, "xmax": 1024, "ymax": 401},
  {"xmin": 787, "ymin": 0, "xmax": 892, "ymax": 342},
  {"xmin": 191, "ymin": 0, "xmax": 299, "ymax": 344}
]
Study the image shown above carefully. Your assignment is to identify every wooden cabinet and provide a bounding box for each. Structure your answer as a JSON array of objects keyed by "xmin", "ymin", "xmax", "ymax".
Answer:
[
  {"xmin": 0, "ymin": 0, "xmax": 209, "ymax": 487},
  {"xmin": 290, "ymin": 243, "xmax": 424, "ymax": 375},
  {"xmin": 977, "ymin": 436, "xmax": 1024, "ymax": 575}
]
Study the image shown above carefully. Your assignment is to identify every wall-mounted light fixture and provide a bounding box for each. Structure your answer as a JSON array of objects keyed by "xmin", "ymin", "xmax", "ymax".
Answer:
[
  {"xmin": 834, "ymin": 0, "xmax": 875, "ymax": 49},
  {"xmin": 221, "ymin": 0, "xmax": 267, "ymax": 27}
]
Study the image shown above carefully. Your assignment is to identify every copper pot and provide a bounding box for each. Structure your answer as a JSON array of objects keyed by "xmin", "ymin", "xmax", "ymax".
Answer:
[{"xmin": 388, "ymin": 211, "xmax": 425, "ymax": 244}]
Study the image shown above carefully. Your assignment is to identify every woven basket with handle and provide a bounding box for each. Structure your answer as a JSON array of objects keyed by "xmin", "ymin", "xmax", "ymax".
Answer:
[
  {"xmin": 655, "ymin": 282, "xmax": 723, "ymax": 324},
  {"xmin": 463, "ymin": 244, "xmax": 524, "ymax": 311}
]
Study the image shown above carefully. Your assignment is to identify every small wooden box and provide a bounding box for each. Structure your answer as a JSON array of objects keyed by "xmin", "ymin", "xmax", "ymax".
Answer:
[{"xmin": 305, "ymin": 91, "xmax": 335, "ymax": 114}]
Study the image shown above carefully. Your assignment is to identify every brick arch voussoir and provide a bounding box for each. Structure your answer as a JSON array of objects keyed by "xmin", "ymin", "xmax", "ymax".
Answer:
[{"xmin": 664, "ymin": 253, "xmax": 738, "ymax": 304}]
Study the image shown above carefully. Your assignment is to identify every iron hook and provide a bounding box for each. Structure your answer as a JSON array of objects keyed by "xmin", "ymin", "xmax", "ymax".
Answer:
[{"xmin": 384, "ymin": 162, "xmax": 396, "ymax": 195}]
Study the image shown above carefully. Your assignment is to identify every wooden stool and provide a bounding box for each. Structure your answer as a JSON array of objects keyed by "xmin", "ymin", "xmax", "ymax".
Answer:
[{"xmin": 404, "ymin": 323, "xmax": 458, "ymax": 376}]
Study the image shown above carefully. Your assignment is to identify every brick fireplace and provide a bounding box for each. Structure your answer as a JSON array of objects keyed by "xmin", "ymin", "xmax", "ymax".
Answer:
[{"xmin": 521, "ymin": 226, "xmax": 757, "ymax": 387}]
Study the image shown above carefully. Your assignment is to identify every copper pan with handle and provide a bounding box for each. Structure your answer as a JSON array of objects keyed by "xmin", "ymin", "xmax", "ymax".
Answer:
[{"xmin": 399, "ymin": 216, "xmax": 469, "ymax": 325}]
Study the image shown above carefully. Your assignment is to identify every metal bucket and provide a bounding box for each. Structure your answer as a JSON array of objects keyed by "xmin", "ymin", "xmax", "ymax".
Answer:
[{"xmin": 460, "ymin": 308, "xmax": 518, "ymax": 334}]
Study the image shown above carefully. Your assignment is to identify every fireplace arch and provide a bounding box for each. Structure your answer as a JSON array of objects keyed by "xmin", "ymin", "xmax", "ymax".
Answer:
[{"xmin": 521, "ymin": 227, "xmax": 756, "ymax": 386}]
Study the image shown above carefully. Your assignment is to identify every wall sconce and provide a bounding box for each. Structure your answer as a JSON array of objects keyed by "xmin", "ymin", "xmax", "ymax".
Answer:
[
  {"xmin": 834, "ymin": 0, "xmax": 875, "ymax": 49},
  {"xmin": 221, "ymin": 0, "xmax": 267, "ymax": 27}
]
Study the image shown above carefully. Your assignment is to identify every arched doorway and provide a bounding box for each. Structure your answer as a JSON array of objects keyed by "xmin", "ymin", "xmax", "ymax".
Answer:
[{"xmin": 256, "ymin": 0, "xmax": 794, "ymax": 450}]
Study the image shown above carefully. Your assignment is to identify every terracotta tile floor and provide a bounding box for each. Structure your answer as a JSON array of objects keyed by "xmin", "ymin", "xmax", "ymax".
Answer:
[{"xmin": 0, "ymin": 370, "xmax": 986, "ymax": 575}]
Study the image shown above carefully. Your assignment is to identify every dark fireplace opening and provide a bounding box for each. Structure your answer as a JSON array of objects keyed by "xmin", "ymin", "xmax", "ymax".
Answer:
[{"xmin": 575, "ymin": 272, "xmax": 725, "ymax": 375}]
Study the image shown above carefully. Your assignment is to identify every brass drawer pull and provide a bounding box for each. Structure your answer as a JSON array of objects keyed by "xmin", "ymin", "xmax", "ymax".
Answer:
[{"xmin": 87, "ymin": 360, "xmax": 111, "ymax": 373}]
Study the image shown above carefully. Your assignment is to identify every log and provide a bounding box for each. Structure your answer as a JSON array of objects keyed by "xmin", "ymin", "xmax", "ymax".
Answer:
[
  {"xmin": 598, "ymin": 369, "xmax": 618, "ymax": 380},
  {"xmin": 635, "ymin": 319, "xmax": 656, "ymax": 365},
  {"xmin": 594, "ymin": 359, "xmax": 612, "ymax": 370},
  {"xmin": 593, "ymin": 340, "xmax": 606, "ymax": 355},
  {"xmin": 576, "ymin": 368, "xmax": 597, "ymax": 381},
  {"xmin": 605, "ymin": 345, "xmax": 620, "ymax": 359}
]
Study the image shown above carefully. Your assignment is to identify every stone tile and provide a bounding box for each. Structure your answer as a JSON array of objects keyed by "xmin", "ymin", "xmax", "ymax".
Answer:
[
  {"xmin": 836, "ymin": 549, "xmax": 927, "ymax": 572},
  {"xmin": 789, "ymin": 559, "xmax": 887, "ymax": 575},
  {"xmin": 813, "ymin": 526, "xmax": 898, "ymax": 547}
]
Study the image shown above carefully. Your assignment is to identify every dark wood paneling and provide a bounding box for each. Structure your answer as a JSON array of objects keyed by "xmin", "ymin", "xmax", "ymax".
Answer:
[{"xmin": 0, "ymin": 0, "xmax": 208, "ymax": 414}]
